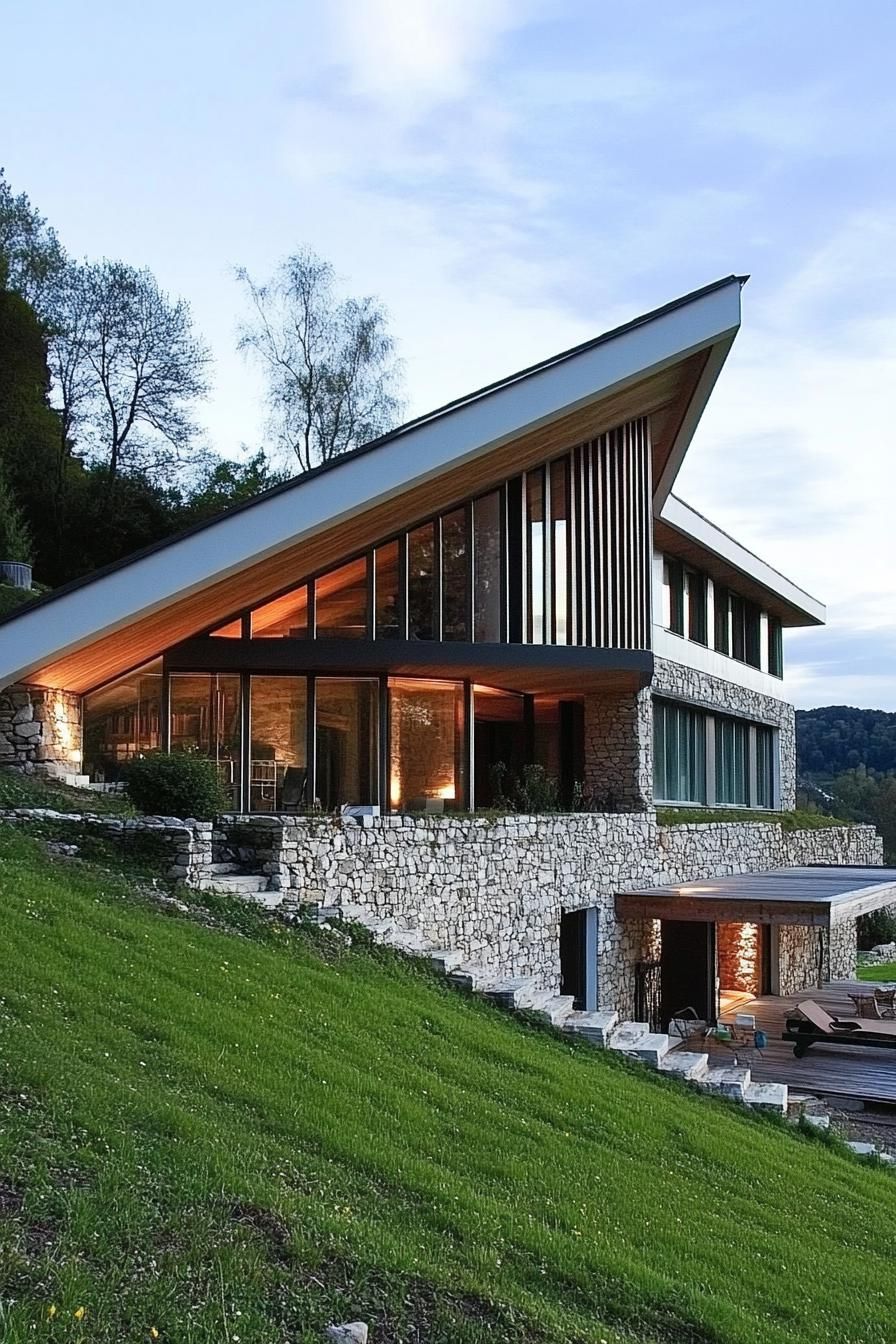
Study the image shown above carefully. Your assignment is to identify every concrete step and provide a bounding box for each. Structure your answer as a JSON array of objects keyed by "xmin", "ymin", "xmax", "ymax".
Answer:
[
  {"xmin": 801, "ymin": 1112, "xmax": 831, "ymax": 1132},
  {"xmin": 701, "ymin": 1066, "xmax": 751, "ymax": 1100},
  {"xmin": 530, "ymin": 995, "xmax": 577, "ymax": 1027},
  {"xmin": 428, "ymin": 948, "xmax": 466, "ymax": 974},
  {"xmin": 204, "ymin": 861, "xmax": 242, "ymax": 876},
  {"xmin": 563, "ymin": 1010, "xmax": 619, "ymax": 1045},
  {"xmin": 196, "ymin": 874, "xmax": 269, "ymax": 894},
  {"xmin": 484, "ymin": 977, "xmax": 540, "ymax": 1010},
  {"xmin": 606, "ymin": 1021, "xmax": 651, "ymax": 1053},
  {"xmin": 448, "ymin": 963, "xmax": 498, "ymax": 992},
  {"xmin": 658, "ymin": 1051, "xmax": 710, "ymax": 1082},
  {"xmin": 744, "ymin": 1081, "xmax": 788, "ymax": 1115},
  {"xmin": 624, "ymin": 1032, "xmax": 672, "ymax": 1067}
]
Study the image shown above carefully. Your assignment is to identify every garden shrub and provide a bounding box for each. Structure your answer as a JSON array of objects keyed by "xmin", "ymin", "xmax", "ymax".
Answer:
[{"xmin": 126, "ymin": 752, "xmax": 227, "ymax": 820}]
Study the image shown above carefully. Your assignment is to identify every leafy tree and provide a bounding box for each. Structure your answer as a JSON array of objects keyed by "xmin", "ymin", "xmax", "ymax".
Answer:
[
  {"xmin": 50, "ymin": 259, "xmax": 212, "ymax": 484},
  {"xmin": 236, "ymin": 249, "xmax": 402, "ymax": 472},
  {"xmin": 0, "ymin": 459, "xmax": 32, "ymax": 563},
  {"xmin": 181, "ymin": 450, "xmax": 288, "ymax": 524},
  {"xmin": 0, "ymin": 168, "xmax": 65, "ymax": 311}
]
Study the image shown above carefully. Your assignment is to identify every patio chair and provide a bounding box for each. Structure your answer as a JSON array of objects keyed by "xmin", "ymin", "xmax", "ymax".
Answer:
[
  {"xmin": 847, "ymin": 991, "xmax": 883, "ymax": 1019},
  {"xmin": 784, "ymin": 999, "xmax": 896, "ymax": 1057},
  {"xmin": 874, "ymin": 987, "xmax": 896, "ymax": 1019}
]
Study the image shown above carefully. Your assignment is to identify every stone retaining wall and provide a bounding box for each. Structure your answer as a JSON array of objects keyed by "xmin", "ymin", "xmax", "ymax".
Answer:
[
  {"xmin": 0, "ymin": 808, "xmax": 213, "ymax": 882},
  {"xmin": 0, "ymin": 685, "xmax": 82, "ymax": 775},
  {"xmin": 222, "ymin": 811, "xmax": 882, "ymax": 1015}
]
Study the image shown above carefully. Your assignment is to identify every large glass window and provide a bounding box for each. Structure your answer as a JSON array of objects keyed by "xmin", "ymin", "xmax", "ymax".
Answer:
[
  {"xmin": 169, "ymin": 674, "xmax": 242, "ymax": 809},
  {"xmin": 407, "ymin": 523, "xmax": 435, "ymax": 640},
  {"xmin": 653, "ymin": 699, "xmax": 706, "ymax": 803},
  {"xmin": 315, "ymin": 556, "xmax": 368, "ymax": 638},
  {"xmin": 768, "ymin": 616, "xmax": 783, "ymax": 678},
  {"xmin": 473, "ymin": 491, "xmax": 502, "ymax": 642},
  {"xmin": 375, "ymin": 541, "xmax": 401, "ymax": 639},
  {"xmin": 755, "ymin": 726, "xmax": 776, "ymax": 808},
  {"xmin": 83, "ymin": 659, "xmax": 163, "ymax": 782},
  {"xmin": 550, "ymin": 459, "xmax": 569, "ymax": 645},
  {"xmin": 662, "ymin": 558, "xmax": 685, "ymax": 635},
  {"xmin": 714, "ymin": 586, "xmax": 730, "ymax": 654},
  {"xmin": 526, "ymin": 469, "xmax": 545, "ymax": 643},
  {"xmin": 389, "ymin": 678, "xmax": 464, "ymax": 812},
  {"xmin": 314, "ymin": 678, "xmax": 378, "ymax": 809},
  {"xmin": 251, "ymin": 585, "xmax": 308, "ymax": 638},
  {"xmin": 473, "ymin": 686, "xmax": 526, "ymax": 806},
  {"xmin": 249, "ymin": 677, "xmax": 307, "ymax": 812},
  {"xmin": 686, "ymin": 569, "xmax": 707, "ymax": 644},
  {"xmin": 441, "ymin": 509, "xmax": 468, "ymax": 641},
  {"xmin": 715, "ymin": 716, "xmax": 750, "ymax": 806}
]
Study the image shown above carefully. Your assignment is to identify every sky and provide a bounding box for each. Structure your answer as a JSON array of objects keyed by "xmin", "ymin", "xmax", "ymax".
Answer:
[{"xmin": 2, "ymin": 0, "xmax": 896, "ymax": 709}]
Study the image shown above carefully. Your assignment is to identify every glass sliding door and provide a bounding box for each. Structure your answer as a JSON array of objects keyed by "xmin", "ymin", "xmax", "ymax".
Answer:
[
  {"xmin": 169, "ymin": 674, "xmax": 242, "ymax": 809},
  {"xmin": 249, "ymin": 677, "xmax": 307, "ymax": 812},
  {"xmin": 407, "ymin": 523, "xmax": 435, "ymax": 640},
  {"xmin": 389, "ymin": 678, "xmax": 465, "ymax": 812},
  {"xmin": 314, "ymin": 678, "xmax": 379, "ymax": 810}
]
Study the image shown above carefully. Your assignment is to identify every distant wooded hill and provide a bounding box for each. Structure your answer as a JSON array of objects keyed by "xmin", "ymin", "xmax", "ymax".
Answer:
[{"xmin": 796, "ymin": 706, "xmax": 896, "ymax": 777}]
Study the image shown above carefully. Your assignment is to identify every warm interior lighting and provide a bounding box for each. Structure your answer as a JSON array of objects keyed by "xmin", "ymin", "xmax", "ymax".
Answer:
[
  {"xmin": 718, "ymin": 922, "xmax": 761, "ymax": 996},
  {"xmin": 437, "ymin": 784, "xmax": 456, "ymax": 800}
]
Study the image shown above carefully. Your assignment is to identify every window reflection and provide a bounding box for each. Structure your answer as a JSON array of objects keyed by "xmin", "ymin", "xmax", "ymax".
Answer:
[
  {"xmin": 375, "ymin": 541, "xmax": 401, "ymax": 639},
  {"xmin": 441, "ymin": 509, "xmax": 468, "ymax": 640},
  {"xmin": 249, "ymin": 677, "xmax": 307, "ymax": 812},
  {"xmin": 251, "ymin": 585, "xmax": 308, "ymax": 638},
  {"xmin": 169, "ymin": 673, "xmax": 242, "ymax": 809},
  {"xmin": 408, "ymin": 523, "xmax": 434, "ymax": 640},
  {"xmin": 83, "ymin": 658, "xmax": 163, "ymax": 782},
  {"xmin": 389, "ymin": 677, "xmax": 464, "ymax": 812},
  {"xmin": 473, "ymin": 491, "xmax": 502, "ymax": 642},
  {"xmin": 315, "ymin": 678, "xmax": 378, "ymax": 809},
  {"xmin": 315, "ymin": 556, "xmax": 368, "ymax": 638}
]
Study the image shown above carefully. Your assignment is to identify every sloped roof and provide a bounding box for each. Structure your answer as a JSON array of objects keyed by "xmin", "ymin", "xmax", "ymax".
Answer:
[{"xmin": 1, "ymin": 276, "xmax": 747, "ymax": 692}]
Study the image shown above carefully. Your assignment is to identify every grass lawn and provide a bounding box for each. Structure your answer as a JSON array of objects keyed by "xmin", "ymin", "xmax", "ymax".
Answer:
[
  {"xmin": 0, "ymin": 769, "xmax": 134, "ymax": 817},
  {"xmin": 1, "ymin": 827, "xmax": 895, "ymax": 1343},
  {"xmin": 857, "ymin": 962, "xmax": 896, "ymax": 982}
]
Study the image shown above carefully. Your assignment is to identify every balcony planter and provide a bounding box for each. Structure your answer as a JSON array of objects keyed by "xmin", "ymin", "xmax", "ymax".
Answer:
[{"xmin": 0, "ymin": 561, "xmax": 33, "ymax": 590}]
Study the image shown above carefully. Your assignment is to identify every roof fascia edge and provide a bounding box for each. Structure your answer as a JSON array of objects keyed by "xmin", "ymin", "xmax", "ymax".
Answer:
[
  {"xmin": 652, "ymin": 328, "xmax": 738, "ymax": 507},
  {"xmin": 658, "ymin": 495, "xmax": 826, "ymax": 625},
  {"xmin": 0, "ymin": 281, "xmax": 744, "ymax": 690}
]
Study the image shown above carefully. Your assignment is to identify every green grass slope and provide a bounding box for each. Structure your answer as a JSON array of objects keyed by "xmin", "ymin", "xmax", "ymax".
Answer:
[{"xmin": 1, "ymin": 826, "xmax": 895, "ymax": 1344}]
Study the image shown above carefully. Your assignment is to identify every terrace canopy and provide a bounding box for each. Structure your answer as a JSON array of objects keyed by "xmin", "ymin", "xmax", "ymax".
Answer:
[{"xmin": 616, "ymin": 866, "xmax": 896, "ymax": 929}]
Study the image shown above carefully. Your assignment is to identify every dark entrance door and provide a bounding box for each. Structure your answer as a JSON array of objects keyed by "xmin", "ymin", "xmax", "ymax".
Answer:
[
  {"xmin": 560, "ymin": 910, "xmax": 587, "ymax": 1009},
  {"xmin": 660, "ymin": 920, "xmax": 717, "ymax": 1027}
]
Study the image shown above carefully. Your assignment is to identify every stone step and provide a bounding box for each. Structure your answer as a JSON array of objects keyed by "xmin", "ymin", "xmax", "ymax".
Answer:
[
  {"xmin": 196, "ymin": 874, "xmax": 269, "ymax": 894},
  {"xmin": 744, "ymin": 1081, "xmax": 788, "ymax": 1114},
  {"xmin": 563, "ymin": 1010, "xmax": 619, "ymax": 1045},
  {"xmin": 658, "ymin": 1051, "xmax": 710, "ymax": 1082},
  {"xmin": 484, "ymin": 977, "xmax": 540, "ymax": 1010},
  {"xmin": 382, "ymin": 926, "xmax": 430, "ymax": 955},
  {"xmin": 701, "ymin": 1066, "xmax": 751, "ymax": 1100},
  {"xmin": 427, "ymin": 948, "xmax": 466, "ymax": 974},
  {"xmin": 448, "ymin": 963, "xmax": 498, "ymax": 992},
  {"xmin": 204, "ymin": 861, "xmax": 242, "ymax": 876},
  {"xmin": 623, "ymin": 1032, "xmax": 672, "ymax": 1067},
  {"xmin": 606, "ymin": 1020, "xmax": 651, "ymax": 1053},
  {"xmin": 530, "ymin": 994, "xmax": 577, "ymax": 1027}
]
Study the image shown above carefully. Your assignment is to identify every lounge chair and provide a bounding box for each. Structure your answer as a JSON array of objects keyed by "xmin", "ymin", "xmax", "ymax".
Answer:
[{"xmin": 784, "ymin": 999, "xmax": 896, "ymax": 1058}]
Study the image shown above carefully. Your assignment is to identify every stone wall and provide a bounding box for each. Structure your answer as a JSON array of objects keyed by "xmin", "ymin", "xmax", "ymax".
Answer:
[
  {"xmin": 718, "ymin": 922, "xmax": 761, "ymax": 994},
  {"xmin": 652, "ymin": 656, "xmax": 796, "ymax": 809},
  {"xmin": 0, "ymin": 807, "xmax": 213, "ymax": 882},
  {"xmin": 583, "ymin": 687, "xmax": 652, "ymax": 811},
  {"xmin": 0, "ymin": 685, "xmax": 82, "ymax": 775},
  {"xmin": 221, "ymin": 811, "xmax": 881, "ymax": 1016}
]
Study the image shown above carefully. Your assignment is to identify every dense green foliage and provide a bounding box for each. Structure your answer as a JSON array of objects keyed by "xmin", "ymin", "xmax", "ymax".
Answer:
[
  {"xmin": 856, "ymin": 907, "xmax": 896, "ymax": 951},
  {"xmin": 126, "ymin": 752, "xmax": 228, "ymax": 819},
  {"xmin": 1, "ymin": 825, "xmax": 895, "ymax": 1344},
  {"xmin": 797, "ymin": 705, "xmax": 896, "ymax": 776},
  {"xmin": 656, "ymin": 806, "xmax": 846, "ymax": 830}
]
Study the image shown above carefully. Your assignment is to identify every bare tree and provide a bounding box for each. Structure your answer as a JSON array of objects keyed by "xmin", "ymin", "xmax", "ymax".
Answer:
[
  {"xmin": 51, "ymin": 260, "xmax": 212, "ymax": 483},
  {"xmin": 236, "ymin": 250, "xmax": 402, "ymax": 473}
]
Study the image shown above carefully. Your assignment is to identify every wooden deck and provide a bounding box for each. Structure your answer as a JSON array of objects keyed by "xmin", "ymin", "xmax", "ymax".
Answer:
[{"xmin": 693, "ymin": 982, "xmax": 896, "ymax": 1105}]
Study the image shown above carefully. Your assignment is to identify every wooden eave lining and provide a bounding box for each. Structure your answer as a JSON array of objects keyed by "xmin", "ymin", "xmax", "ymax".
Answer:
[
  {"xmin": 28, "ymin": 353, "xmax": 706, "ymax": 693},
  {"xmin": 615, "ymin": 894, "xmax": 832, "ymax": 927}
]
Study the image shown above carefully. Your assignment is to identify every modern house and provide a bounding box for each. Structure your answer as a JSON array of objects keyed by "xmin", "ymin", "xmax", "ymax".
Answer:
[{"xmin": 1, "ymin": 275, "xmax": 892, "ymax": 1025}]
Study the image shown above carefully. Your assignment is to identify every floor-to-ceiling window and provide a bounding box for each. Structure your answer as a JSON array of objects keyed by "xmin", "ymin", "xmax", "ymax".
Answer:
[
  {"xmin": 715, "ymin": 715, "xmax": 750, "ymax": 806},
  {"xmin": 473, "ymin": 490, "xmax": 502, "ymax": 642},
  {"xmin": 315, "ymin": 557, "xmax": 368, "ymax": 638},
  {"xmin": 249, "ymin": 676, "xmax": 307, "ymax": 812},
  {"xmin": 83, "ymin": 658, "xmax": 163, "ymax": 782},
  {"xmin": 389, "ymin": 677, "xmax": 465, "ymax": 812},
  {"xmin": 441, "ymin": 509, "xmax": 469, "ymax": 641},
  {"xmin": 407, "ymin": 523, "xmax": 435, "ymax": 641},
  {"xmin": 314, "ymin": 678, "xmax": 379, "ymax": 810},
  {"xmin": 653, "ymin": 699, "xmax": 706, "ymax": 804},
  {"xmin": 169, "ymin": 673, "xmax": 242, "ymax": 808}
]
